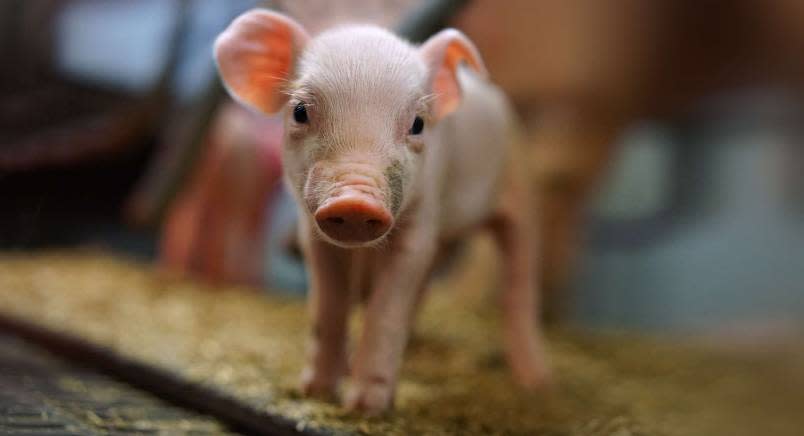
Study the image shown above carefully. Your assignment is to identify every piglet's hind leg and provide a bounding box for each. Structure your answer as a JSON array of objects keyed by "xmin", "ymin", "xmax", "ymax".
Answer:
[{"xmin": 491, "ymin": 181, "xmax": 552, "ymax": 389}]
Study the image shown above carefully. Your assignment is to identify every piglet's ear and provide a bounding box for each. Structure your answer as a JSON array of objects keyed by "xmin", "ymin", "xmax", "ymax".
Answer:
[
  {"xmin": 214, "ymin": 10, "xmax": 309, "ymax": 114},
  {"xmin": 419, "ymin": 29, "xmax": 487, "ymax": 121}
]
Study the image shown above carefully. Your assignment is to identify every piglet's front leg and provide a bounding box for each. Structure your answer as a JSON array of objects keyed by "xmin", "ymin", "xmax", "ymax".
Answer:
[
  {"xmin": 345, "ymin": 230, "xmax": 436, "ymax": 415},
  {"xmin": 300, "ymin": 229, "xmax": 352, "ymax": 398}
]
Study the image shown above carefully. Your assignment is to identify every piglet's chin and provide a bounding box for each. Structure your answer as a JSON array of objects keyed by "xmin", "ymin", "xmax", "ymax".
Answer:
[{"xmin": 313, "ymin": 193, "xmax": 393, "ymax": 248}]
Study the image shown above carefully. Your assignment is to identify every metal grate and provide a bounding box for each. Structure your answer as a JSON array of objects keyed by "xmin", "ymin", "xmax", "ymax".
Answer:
[{"xmin": 0, "ymin": 333, "xmax": 236, "ymax": 435}]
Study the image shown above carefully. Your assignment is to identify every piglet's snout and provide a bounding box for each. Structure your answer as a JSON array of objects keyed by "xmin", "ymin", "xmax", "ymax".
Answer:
[{"xmin": 314, "ymin": 193, "xmax": 392, "ymax": 244}]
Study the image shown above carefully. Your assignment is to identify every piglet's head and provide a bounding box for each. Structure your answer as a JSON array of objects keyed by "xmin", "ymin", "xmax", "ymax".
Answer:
[{"xmin": 214, "ymin": 10, "xmax": 486, "ymax": 248}]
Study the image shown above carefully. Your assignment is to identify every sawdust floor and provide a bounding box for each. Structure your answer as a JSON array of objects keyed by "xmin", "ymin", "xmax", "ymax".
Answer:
[{"xmin": 0, "ymin": 245, "xmax": 802, "ymax": 436}]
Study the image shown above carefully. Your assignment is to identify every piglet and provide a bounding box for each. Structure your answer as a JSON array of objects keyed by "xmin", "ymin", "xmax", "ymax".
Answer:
[{"xmin": 214, "ymin": 9, "xmax": 550, "ymax": 414}]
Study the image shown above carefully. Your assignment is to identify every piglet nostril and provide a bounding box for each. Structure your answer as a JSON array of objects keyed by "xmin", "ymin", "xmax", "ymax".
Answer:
[{"xmin": 314, "ymin": 195, "xmax": 393, "ymax": 244}]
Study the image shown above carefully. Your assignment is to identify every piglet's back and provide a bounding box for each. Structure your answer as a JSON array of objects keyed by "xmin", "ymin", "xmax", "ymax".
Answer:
[{"xmin": 436, "ymin": 65, "xmax": 516, "ymax": 238}]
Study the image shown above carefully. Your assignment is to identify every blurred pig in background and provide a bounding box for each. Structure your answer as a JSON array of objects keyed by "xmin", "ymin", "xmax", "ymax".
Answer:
[{"xmin": 158, "ymin": 103, "xmax": 282, "ymax": 286}]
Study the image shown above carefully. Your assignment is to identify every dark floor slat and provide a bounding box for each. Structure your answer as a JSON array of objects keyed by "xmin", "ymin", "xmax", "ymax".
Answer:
[{"xmin": 0, "ymin": 333, "xmax": 236, "ymax": 436}]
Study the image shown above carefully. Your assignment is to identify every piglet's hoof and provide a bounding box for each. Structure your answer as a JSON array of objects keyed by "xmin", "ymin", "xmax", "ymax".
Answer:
[
  {"xmin": 510, "ymin": 356, "xmax": 553, "ymax": 390},
  {"xmin": 343, "ymin": 378, "xmax": 394, "ymax": 416},
  {"xmin": 299, "ymin": 367, "xmax": 339, "ymax": 400}
]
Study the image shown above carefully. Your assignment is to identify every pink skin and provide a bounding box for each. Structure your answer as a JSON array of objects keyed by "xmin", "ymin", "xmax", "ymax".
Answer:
[
  {"xmin": 214, "ymin": 9, "xmax": 550, "ymax": 415},
  {"xmin": 160, "ymin": 102, "xmax": 283, "ymax": 286},
  {"xmin": 304, "ymin": 160, "xmax": 395, "ymax": 247}
]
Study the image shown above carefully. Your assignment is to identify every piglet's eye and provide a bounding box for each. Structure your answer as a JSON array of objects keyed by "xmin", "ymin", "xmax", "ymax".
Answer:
[
  {"xmin": 409, "ymin": 116, "xmax": 424, "ymax": 135},
  {"xmin": 293, "ymin": 103, "xmax": 308, "ymax": 123}
]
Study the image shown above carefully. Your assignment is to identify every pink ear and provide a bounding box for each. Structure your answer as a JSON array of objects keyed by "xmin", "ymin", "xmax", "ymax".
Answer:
[
  {"xmin": 214, "ymin": 10, "xmax": 309, "ymax": 114},
  {"xmin": 419, "ymin": 29, "xmax": 487, "ymax": 120}
]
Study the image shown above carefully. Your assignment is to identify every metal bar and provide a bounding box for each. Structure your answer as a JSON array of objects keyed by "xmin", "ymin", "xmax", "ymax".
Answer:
[{"xmin": 395, "ymin": 0, "xmax": 470, "ymax": 42}]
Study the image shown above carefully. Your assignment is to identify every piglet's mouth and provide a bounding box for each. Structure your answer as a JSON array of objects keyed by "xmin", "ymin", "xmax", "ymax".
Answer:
[{"xmin": 313, "ymin": 193, "xmax": 393, "ymax": 246}]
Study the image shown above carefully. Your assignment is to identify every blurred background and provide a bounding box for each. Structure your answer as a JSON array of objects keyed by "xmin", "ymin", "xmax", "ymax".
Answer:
[{"xmin": 1, "ymin": 0, "xmax": 803, "ymax": 343}]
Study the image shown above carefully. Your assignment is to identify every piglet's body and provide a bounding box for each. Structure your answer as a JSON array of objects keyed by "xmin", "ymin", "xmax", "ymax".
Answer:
[{"xmin": 215, "ymin": 10, "xmax": 549, "ymax": 414}]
